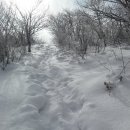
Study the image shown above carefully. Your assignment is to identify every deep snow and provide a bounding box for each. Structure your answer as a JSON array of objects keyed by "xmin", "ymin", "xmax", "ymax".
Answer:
[{"xmin": 0, "ymin": 43, "xmax": 130, "ymax": 130}]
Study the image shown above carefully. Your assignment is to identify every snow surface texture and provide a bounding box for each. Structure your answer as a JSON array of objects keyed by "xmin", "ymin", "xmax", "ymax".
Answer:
[{"xmin": 0, "ymin": 43, "xmax": 130, "ymax": 130}]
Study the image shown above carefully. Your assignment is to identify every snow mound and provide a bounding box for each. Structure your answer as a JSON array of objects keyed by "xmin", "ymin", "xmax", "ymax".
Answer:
[
  {"xmin": 23, "ymin": 94, "xmax": 47, "ymax": 111},
  {"xmin": 26, "ymin": 84, "xmax": 45, "ymax": 96},
  {"xmin": 18, "ymin": 104, "xmax": 38, "ymax": 113}
]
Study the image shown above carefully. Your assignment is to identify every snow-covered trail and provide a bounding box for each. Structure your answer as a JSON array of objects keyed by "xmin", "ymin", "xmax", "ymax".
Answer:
[
  {"xmin": 0, "ymin": 65, "xmax": 28, "ymax": 130},
  {"xmin": 0, "ymin": 44, "xmax": 81, "ymax": 130},
  {"xmin": 1, "ymin": 43, "xmax": 130, "ymax": 130}
]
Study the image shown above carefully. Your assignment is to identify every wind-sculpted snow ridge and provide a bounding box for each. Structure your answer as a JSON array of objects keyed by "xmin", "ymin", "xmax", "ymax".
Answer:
[
  {"xmin": 2, "ymin": 44, "xmax": 82, "ymax": 130},
  {"xmin": 1, "ymin": 44, "xmax": 130, "ymax": 130}
]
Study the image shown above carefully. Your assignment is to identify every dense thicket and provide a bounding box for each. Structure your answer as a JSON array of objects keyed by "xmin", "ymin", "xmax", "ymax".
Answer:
[
  {"xmin": 49, "ymin": 0, "xmax": 130, "ymax": 58},
  {"xmin": 1, "ymin": 0, "xmax": 129, "ymax": 69},
  {"xmin": 0, "ymin": 1, "xmax": 46, "ymax": 70},
  {"xmin": 0, "ymin": 3, "xmax": 21, "ymax": 70}
]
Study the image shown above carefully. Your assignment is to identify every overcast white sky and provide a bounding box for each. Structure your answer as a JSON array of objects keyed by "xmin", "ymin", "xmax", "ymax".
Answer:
[
  {"xmin": 5, "ymin": 0, "xmax": 77, "ymax": 14},
  {"xmin": 47, "ymin": 0, "xmax": 77, "ymax": 14}
]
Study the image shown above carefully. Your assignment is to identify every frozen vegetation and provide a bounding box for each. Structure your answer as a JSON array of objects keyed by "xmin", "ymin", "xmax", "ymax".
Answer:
[{"xmin": 0, "ymin": 0, "xmax": 130, "ymax": 130}]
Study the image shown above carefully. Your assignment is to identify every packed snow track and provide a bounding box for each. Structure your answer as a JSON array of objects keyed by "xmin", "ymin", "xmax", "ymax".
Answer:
[{"xmin": 0, "ymin": 44, "xmax": 130, "ymax": 130}]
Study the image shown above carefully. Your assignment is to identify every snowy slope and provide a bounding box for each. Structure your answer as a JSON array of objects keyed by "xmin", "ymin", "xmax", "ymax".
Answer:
[{"xmin": 0, "ymin": 43, "xmax": 130, "ymax": 130}]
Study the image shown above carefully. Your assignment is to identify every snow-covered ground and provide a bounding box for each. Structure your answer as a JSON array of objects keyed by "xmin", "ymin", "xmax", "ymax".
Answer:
[{"xmin": 0, "ymin": 43, "xmax": 130, "ymax": 130}]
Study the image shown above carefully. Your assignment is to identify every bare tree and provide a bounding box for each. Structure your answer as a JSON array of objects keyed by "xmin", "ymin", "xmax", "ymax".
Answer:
[
  {"xmin": 0, "ymin": 2, "xmax": 17, "ymax": 69},
  {"xmin": 17, "ymin": 0, "xmax": 47, "ymax": 52},
  {"xmin": 79, "ymin": 0, "xmax": 130, "ymax": 46},
  {"xmin": 49, "ymin": 11, "xmax": 74, "ymax": 50},
  {"xmin": 49, "ymin": 10, "xmax": 99, "ymax": 57}
]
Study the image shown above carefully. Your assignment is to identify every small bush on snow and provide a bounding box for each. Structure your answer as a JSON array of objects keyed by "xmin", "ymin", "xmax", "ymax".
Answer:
[{"xmin": 104, "ymin": 81, "xmax": 116, "ymax": 95}]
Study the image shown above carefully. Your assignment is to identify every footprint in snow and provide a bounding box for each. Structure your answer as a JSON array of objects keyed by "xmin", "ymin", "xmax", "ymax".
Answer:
[{"xmin": 25, "ymin": 84, "xmax": 45, "ymax": 96}]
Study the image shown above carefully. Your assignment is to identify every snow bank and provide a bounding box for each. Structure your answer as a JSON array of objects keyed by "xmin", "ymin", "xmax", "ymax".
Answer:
[{"xmin": 1, "ymin": 44, "xmax": 130, "ymax": 130}]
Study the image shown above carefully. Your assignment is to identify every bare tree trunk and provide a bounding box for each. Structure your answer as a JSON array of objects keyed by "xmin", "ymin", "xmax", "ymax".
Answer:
[
  {"xmin": 28, "ymin": 40, "xmax": 31, "ymax": 52},
  {"xmin": 26, "ymin": 31, "xmax": 32, "ymax": 52}
]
